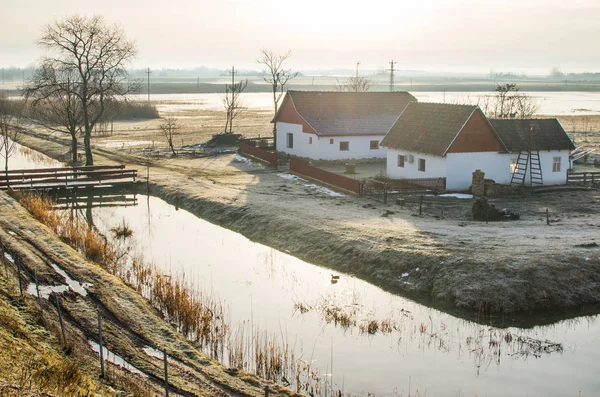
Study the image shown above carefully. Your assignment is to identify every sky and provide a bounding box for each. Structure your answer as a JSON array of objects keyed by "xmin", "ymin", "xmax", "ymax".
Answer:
[{"xmin": 2, "ymin": 0, "xmax": 600, "ymax": 75}]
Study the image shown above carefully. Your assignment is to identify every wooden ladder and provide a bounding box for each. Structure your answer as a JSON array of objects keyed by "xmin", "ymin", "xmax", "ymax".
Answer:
[
  {"xmin": 510, "ymin": 150, "xmax": 544, "ymax": 186},
  {"xmin": 529, "ymin": 150, "xmax": 544, "ymax": 185},
  {"xmin": 510, "ymin": 150, "xmax": 530, "ymax": 186}
]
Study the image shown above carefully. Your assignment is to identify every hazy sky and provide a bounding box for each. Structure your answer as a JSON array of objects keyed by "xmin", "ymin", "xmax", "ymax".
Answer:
[{"xmin": 2, "ymin": 0, "xmax": 599, "ymax": 74}]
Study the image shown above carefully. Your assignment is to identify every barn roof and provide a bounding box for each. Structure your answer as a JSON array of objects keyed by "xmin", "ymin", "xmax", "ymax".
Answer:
[
  {"xmin": 489, "ymin": 119, "xmax": 575, "ymax": 151},
  {"xmin": 273, "ymin": 91, "xmax": 416, "ymax": 137},
  {"xmin": 380, "ymin": 102, "xmax": 482, "ymax": 156}
]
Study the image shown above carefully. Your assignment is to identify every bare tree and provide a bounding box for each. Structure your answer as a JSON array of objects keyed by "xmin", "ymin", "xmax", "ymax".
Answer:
[
  {"xmin": 26, "ymin": 15, "xmax": 139, "ymax": 165},
  {"xmin": 334, "ymin": 76, "xmax": 374, "ymax": 92},
  {"xmin": 222, "ymin": 78, "xmax": 248, "ymax": 134},
  {"xmin": 24, "ymin": 63, "xmax": 83, "ymax": 164},
  {"xmin": 0, "ymin": 93, "xmax": 21, "ymax": 184},
  {"xmin": 257, "ymin": 49, "xmax": 298, "ymax": 145},
  {"xmin": 159, "ymin": 116, "xmax": 178, "ymax": 156},
  {"xmin": 479, "ymin": 83, "xmax": 540, "ymax": 119}
]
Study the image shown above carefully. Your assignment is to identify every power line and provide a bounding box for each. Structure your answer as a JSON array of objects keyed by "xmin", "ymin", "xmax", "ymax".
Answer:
[
  {"xmin": 386, "ymin": 60, "xmax": 398, "ymax": 92},
  {"xmin": 147, "ymin": 68, "xmax": 151, "ymax": 101}
]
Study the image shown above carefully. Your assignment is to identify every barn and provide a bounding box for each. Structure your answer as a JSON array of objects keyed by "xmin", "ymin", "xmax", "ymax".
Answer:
[
  {"xmin": 272, "ymin": 91, "xmax": 416, "ymax": 161},
  {"xmin": 380, "ymin": 102, "xmax": 575, "ymax": 191}
]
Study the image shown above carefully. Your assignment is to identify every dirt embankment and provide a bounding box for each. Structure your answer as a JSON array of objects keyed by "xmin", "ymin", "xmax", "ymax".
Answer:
[{"xmin": 13, "ymin": 129, "xmax": 600, "ymax": 319}]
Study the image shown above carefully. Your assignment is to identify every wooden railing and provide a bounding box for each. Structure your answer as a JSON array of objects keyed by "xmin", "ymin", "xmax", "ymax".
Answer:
[
  {"xmin": 567, "ymin": 171, "xmax": 600, "ymax": 185},
  {"xmin": 239, "ymin": 143, "xmax": 277, "ymax": 166},
  {"xmin": 290, "ymin": 157, "xmax": 361, "ymax": 195}
]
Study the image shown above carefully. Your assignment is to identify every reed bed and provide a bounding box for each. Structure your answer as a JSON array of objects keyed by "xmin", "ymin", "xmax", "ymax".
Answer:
[{"xmin": 15, "ymin": 193, "xmax": 342, "ymax": 396}]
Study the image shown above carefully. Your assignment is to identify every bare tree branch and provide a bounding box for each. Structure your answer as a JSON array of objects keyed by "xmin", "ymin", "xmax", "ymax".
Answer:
[
  {"xmin": 159, "ymin": 116, "xmax": 178, "ymax": 156},
  {"xmin": 257, "ymin": 49, "xmax": 298, "ymax": 146},
  {"xmin": 0, "ymin": 93, "xmax": 22, "ymax": 184},
  {"xmin": 27, "ymin": 15, "xmax": 139, "ymax": 165},
  {"xmin": 222, "ymin": 79, "xmax": 248, "ymax": 134},
  {"xmin": 334, "ymin": 76, "xmax": 373, "ymax": 92}
]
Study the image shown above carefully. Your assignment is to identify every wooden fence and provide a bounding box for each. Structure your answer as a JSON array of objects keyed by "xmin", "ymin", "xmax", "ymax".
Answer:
[
  {"xmin": 567, "ymin": 171, "xmax": 600, "ymax": 185},
  {"xmin": 0, "ymin": 165, "xmax": 137, "ymax": 190},
  {"xmin": 289, "ymin": 157, "xmax": 361, "ymax": 195},
  {"xmin": 239, "ymin": 143, "xmax": 277, "ymax": 166},
  {"xmin": 361, "ymin": 177, "xmax": 446, "ymax": 202}
]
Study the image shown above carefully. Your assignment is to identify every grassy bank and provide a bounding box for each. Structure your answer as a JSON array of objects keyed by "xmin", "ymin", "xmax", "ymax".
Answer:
[{"xmin": 12, "ymin": 126, "xmax": 600, "ymax": 324}]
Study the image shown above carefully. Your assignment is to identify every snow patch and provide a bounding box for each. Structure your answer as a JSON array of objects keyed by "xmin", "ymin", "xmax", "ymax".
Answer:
[
  {"xmin": 277, "ymin": 173, "xmax": 345, "ymax": 197},
  {"xmin": 400, "ymin": 272, "xmax": 409, "ymax": 278},
  {"xmin": 233, "ymin": 154, "xmax": 252, "ymax": 164},
  {"xmin": 89, "ymin": 341, "xmax": 148, "ymax": 378},
  {"xmin": 8, "ymin": 231, "xmax": 17, "ymax": 236},
  {"xmin": 143, "ymin": 345, "xmax": 164, "ymax": 359},
  {"xmin": 3, "ymin": 252, "xmax": 14, "ymax": 263},
  {"xmin": 438, "ymin": 193, "xmax": 474, "ymax": 199},
  {"xmin": 27, "ymin": 283, "xmax": 69, "ymax": 299},
  {"xmin": 50, "ymin": 263, "xmax": 91, "ymax": 296}
]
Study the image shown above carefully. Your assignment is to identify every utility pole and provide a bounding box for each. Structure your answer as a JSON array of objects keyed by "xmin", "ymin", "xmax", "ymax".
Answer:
[
  {"xmin": 227, "ymin": 66, "xmax": 237, "ymax": 133},
  {"xmin": 386, "ymin": 60, "xmax": 398, "ymax": 92},
  {"xmin": 355, "ymin": 62, "xmax": 361, "ymax": 92},
  {"xmin": 442, "ymin": 88, "xmax": 446, "ymax": 103},
  {"xmin": 147, "ymin": 68, "xmax": 151, "ymax": 101}
]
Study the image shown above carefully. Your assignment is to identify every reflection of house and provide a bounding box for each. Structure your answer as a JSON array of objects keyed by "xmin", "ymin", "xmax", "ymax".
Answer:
[
  {"xmin": 272, "ymin": 91, "xmax": 416, "ymax": 161},
  {"xmin": 381, "ymin": 102, "xmax": 575, "ymax": 190}
]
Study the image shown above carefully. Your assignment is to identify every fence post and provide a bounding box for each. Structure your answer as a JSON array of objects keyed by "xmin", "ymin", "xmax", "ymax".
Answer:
[
  {"xmin": 16, "ymin": 256, "xmax": 23, "ymax": 297},
  {"xmin": 56, "ymin": 294, "xmax": 66, "ymax": 345},
  {"xmin": 1, "ymin": 243, "xmax": 6, "ymax": 278},
  {"xmin": 419, "ymin": 195, "xmax": 423, "ymax": 215},
  {"xmin": 264, "ymin": 386, "xmax": 269, "ymax": 397},
  {"xmin": 383, "ymin": 188, "xmax": 388, "ymax": 204},
  {"xmin": 164, "ymin": 349, "xmax": 169, "ymax": 397},
  {"xmin": 546, "ymin": 208, "xmax": 549, "ymax": 225},
  {"xmin": 98, "ymin": 312, "xmax": 105, "ymax": 378}
]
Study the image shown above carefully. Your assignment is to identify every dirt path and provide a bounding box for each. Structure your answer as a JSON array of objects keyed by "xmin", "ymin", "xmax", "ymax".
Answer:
[{"xmin": 12, "ymin": 125, "xmax": 600, "ymax": 317}]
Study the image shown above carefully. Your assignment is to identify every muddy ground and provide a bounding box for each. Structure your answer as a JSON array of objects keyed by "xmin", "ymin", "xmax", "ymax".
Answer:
[{"xmin": 10, "ymin": 108, "xmax": 600, "ymax": 320}]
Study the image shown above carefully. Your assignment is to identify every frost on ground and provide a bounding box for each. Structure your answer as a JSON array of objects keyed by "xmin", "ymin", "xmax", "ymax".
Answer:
[
  {"xmin": 278, "ymin": 173, "xmax": 345, "ymax": 197},
  {"xmin": 89, "ymin": 341, "xmax": 148, "ymax": 378}
]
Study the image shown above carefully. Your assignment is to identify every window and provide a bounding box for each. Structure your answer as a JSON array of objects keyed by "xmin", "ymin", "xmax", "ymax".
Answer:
[
  {"xmin": 510, "ymin": 158, "xmax": 518, "ymax": 174},
  {"xmin": 397, "ymin": 154, "xmax": 405, "ymax": 167},
  {"xmin": 418, "ymin": 158, "xmax": 426, "ymax": 172},
  {"xmin": 553, "ymin": 156, "xmax": 561, "ymax": 172},
  {"xmin": 286, "ymin": 133, "xmax": 293, "ymax": 149},
  {"xmin": 309, "ymin": 137, "xmax": 312, "ymax": 144},
  {"xmin": 340, "ymin": 141, "xmax": 349, "ymax": 151},
  {"xmin": 370, "ymin": 140, "xmax": 379, "ymax": 150},
  {"xmin": 330, "ymin": 138, "xmax": 334, "ymax": 144}
]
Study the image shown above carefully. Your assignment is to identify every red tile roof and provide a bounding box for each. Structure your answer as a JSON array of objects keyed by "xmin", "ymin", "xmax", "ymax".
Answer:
[
  {"xmin": 381, "ymin": 102, "xmax": 480, "ymax": 156},
  {"xmin": 489, "ymin": 119, "xmax": 575, "ymax": 151}
]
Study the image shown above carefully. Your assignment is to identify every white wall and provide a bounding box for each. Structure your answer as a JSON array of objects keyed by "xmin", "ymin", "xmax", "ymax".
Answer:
[
  {"xmin": 276, "ymin": 122, "xmax": 386, "ymax": 160},
  {"xmin": 445, "ymin": 150, "xmax": 570, "ymax": 190},
  {"xmin": 315, "ymin": 135, "xmax": 386, "ymax": 160},
  {"xmin": 446, "ymin": 152, "xmax": 510, "ymax": 190},
  {"xmin": 386, "ymin": 149, "xmax": 447, "ymax": 179}
]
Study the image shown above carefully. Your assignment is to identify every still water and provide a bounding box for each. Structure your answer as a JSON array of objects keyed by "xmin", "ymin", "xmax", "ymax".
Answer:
[
  {"xmin": 82, "ymin": 195, "xmax": 600, "ymax": 397},
  {"xmin": 7, "ymin": 144, "xmax": 600, "ymax": 396},
  {"xmin": 131, "ymin": 92, "xmax": 600, "ymax": 116}
]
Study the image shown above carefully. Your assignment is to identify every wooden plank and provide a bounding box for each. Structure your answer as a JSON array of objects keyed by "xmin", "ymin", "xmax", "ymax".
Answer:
[
  {"xmin": 0, "ymin": 169, "xmax": 136, "ymax": 182},
  {"xmin": 2, "ymin": 165, "xmax": 125, "ymax": 175}
]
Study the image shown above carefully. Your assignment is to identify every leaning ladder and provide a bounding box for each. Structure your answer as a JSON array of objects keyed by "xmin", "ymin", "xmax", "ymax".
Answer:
[{"xmin": 510, "ymin": 150, "xmax": 544, "ymax": 186}]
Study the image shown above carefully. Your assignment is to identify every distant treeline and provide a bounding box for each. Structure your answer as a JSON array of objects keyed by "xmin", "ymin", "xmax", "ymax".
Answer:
[{"xmin": 2, "ymin": 98, "xmax": 159, "ymax": 120}]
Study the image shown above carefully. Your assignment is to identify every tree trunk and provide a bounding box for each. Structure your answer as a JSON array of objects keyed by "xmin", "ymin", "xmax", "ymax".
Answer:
[
  {"xmin": 71, "ymin": 134, "xmax": 78, "ymax": 165},
  {"xmin": 272, "ymin": 85, "xmax": 278, "ymax": 148},
  {"xmin": 84, "ymin": 129, "xmax": 93, "ymax": 165}
]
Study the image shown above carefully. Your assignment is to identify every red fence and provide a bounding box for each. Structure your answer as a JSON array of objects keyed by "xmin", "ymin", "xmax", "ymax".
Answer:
[
  {"xmin": 289, "ymin": 157, "xmax": 361, "ymax": 195},
  {"xmin": 239, "ymin": 143, "xmax": 277, "ymax": 166}
]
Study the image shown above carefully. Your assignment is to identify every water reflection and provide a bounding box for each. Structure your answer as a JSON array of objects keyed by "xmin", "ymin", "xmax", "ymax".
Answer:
[{"xmin": 72, "ymin": 194, "xmax": 600, "ymax": 397}]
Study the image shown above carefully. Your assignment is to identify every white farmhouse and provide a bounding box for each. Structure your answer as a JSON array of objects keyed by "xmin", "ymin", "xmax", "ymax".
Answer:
[
  {"xmin": 272, "ymin": 91, "xmax": 416, "ymax": 161},
  {"xmin": 380, "ymin": 102, "xmax": 575, "ymax": 191}
]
